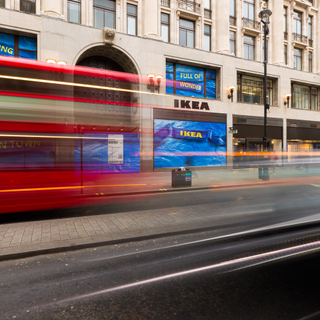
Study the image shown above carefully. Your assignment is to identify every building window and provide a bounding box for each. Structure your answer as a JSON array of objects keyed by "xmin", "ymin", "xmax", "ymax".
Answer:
[
  {"xmin": 0, "ymin": 33, "xmax": 37, "ymax": 60},
  {"xmin": 161, "ymin": 13, "xmax": 170, "ymax": 42},
  {"xmin": 237, "ymin": 74, "xmax": 273, "ymax": 105},
  {"xmin": 284, "ymin": 45, "xmax": 287, "ymax": 65},
  {"xmin": 230, "ymin": 0, "xmax": 236, "ymax": 25},
  {"xmin": 244, "ymin": 35, "xmax": 255, "ymax": 60},
  {"xmin": 93, "ymin": 0, "xmax": 115, "ymax": 29},
  {"xmin": 230, "ymin": 31, "xmax": 236, "ymax": 55},
  {"xmin": 127, "ymin": 4, "xmax": 137, "ymax": 36},
  {"xmin": 204, "ymin": 0, "xmax": 211, "ymax": 19},
  {"xmin": 308, "ymin": 16, "xmax": 313, "ymax": 46},
  {"xmin": 20, "ymin": 0, "xmax": 35, "ymax": 13},
  {"xmin": 293, "ymin": 48, "xmax": 302, "ymax": 70},
  {"xmin": 243, "ymin": 0, "xmax": 254, "ymax": 20},
  {"xmin": 166, "ymin": 62, "xmax": 216, "ymax": 100},
  {"xmin": 68, "ymin": 0, "xmax": 81, "ymax": 24},
  {"xmin": 0, "ymin": 0, "xmax": 5, "ymax": 8},
  {"xmin": 293, "ymin": 11, "xmax": 302, "ymax": 35},
  {"xmin": 204, "ymin": 24, "xmax": 211, "ymax": 51},
  {"xmin": 293, "ymin": 84, "xmax": 318, "ymax": 110},
  {"xmin": 284, "ymin": 7, "xmax": 287, "ymax": 40},
  {"xmin": 179, "ymin": 18, "xmax": 195, "ymax": 48},
  {"xmin": 309, "ymin": 51, "xmax": 313, "ymax": 73}
]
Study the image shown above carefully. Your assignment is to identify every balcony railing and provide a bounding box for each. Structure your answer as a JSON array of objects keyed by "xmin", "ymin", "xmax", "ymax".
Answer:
[
  {"xmin": 242, "ymin": 17, "xmax": 260, "ymax": 30},
  {"xmin": 292, "ymin": 32, "xmax": 308, "ymax": 44},
  {"xmin": 204, "ymin": 8, "xmax": 211, "ymax": 19},
  {"xmin": 284, "ymin": 32, "xmax": 288, "ymax": 41},
  {"xmin": 309, "ymin": 38, "xmax": 313, "ymax": 47},
  {"xmin": 230, "ymin": 15, "xmax": 236, "ymax": 26},
  {"xmin": 177, "ymin": 0, "xmax": 201, "ymax": 14},
  {"xmin": 161, "ymin": 0, "xmax": 170, "ymax": 7}
]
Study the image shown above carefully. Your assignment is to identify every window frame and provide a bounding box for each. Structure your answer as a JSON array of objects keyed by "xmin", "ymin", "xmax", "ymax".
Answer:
[
  {"xmin": 230, "ymin": 30, "xmax": 236, "ymax": 55},
  {"xmin": 293, "ymin": 47, "xmax": 302, "ymax": 70},
  {"xmin": 68, "ymin": 0, "xmax": 81, "ymax": 24},
  {"xmin": 243, "ymin": 35, "xmax": 255, "ymax": 61},
  {"xmin": 127, "ymin": 3, "xmax": 137, "ymax": 36},
  {"xmin": 204, "ymin": 24, "xmax": 211, "ymax": 51},
  {"xmin": 293, "ymin": 11, "xmax": 302, "ymax": 35},
  {"xmin": 179, "ymin": 18, "xmax": 195, "ymax": 48},
  {"xmin": 20, "ymin": 0, "xmax": 36, "ymax": 14},
  {"xmin": 243, "ymin": 0, "xmax": 255, "ymax": 20},
  {"xmin": 292, "ymin": 84, "xmax": 318, "ymax": 111},
  {"xmin": 161, "ymin": 12, "xmax": 170, "ymax": 43},
  {"xmin": 93, "ymin": 0, "xmax": 116, "ymax": 29},
  {"xmin": 237, "ymin": 74, "xmax": 273, "ymax": 106}
]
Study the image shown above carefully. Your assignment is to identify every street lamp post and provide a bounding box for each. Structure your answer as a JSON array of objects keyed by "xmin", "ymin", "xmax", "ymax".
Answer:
[
  {"xmin": 259, "ymin": 7, "xmax": 272, "ymax": 152},
  {"xmin": 258, "ymin": 6, "xmax": 272, "ymax": 180}
]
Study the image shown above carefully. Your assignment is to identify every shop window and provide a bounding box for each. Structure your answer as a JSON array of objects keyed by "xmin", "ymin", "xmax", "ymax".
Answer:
[
  {"xmin": 0, "ymin": 0, "xmax": 5, "ymax": 8},
  {"xmin": 204, "ymin": 24, "xmax": 211, "ymax": 51},
  {"xmin": 93, "ymin": 0, "xmax": 115, "ymax": 29},
  {"xmin": 68, "ymin": 0, "xmax": 81, "ymax": 24},
  {"xmin": 166, "ymin": 62, "xmax": 216, "ymax": 99},
  {"xmin": 179, "ymin": 18, "xmax": 195, "ymax": 48},
  {"xmin": 293, "ymin": 84, "xmax": 318, "ymax": 110},
  {"xmin": 127, "ymin": 4, "xmax": 137, "ymax": 36},
  {"xmin": 230, "ymin": 31, "xmax": 236, "ymax": 55},
  {"xmin": 0, "ymin": 33, "xmax": 37, "ymax": 60},
  {"xmin": 161, "ymin": 13, "xmax": 170, "ymax": 42},
  {"xmin": 20, "ymin": 0, "xmax": 35, "ymax": 14},
  {"xmin": 237, "ymin": 74, "xmax": 273, "ymax": 105}
]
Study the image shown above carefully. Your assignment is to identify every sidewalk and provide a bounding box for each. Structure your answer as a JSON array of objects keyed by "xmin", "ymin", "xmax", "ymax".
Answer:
[{"xmin": 1, "ymin": 165, "xmax": 320, "ymax": 262}]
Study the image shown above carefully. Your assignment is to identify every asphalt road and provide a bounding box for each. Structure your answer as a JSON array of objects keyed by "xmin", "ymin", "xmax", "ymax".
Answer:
[{"xmin": 2, "ymin": 224, "xmax": 320, "ymax": 320}]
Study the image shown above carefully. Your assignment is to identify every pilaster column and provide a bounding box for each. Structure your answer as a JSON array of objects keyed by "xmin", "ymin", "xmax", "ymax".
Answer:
[
  {"xmin": 41, "ymin": 0, "xmax": 64, "ymax": 18},
  {"xmin": 272, "ymin": 0, "xmax": 284, "ymax": 65},
  {"xmin": 216, "ymin": 0, "xmax": 230, "ymax": 54},
  {"xmin": 142, "ymin": 0, "xmax": 161, "ymax": 39}
]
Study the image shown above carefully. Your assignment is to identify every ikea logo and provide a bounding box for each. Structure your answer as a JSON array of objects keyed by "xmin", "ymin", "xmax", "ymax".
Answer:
[
  {"xmin": 180, "ymin": 131, "xmax": 202, "ymax": 138},
  {"xmin": 0, "ymin": 45, "xmax": 13, "ymax": 55}
]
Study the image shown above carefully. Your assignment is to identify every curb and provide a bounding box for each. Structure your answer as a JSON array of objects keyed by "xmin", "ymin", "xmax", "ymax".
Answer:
[{"xmin": 2, "ymin": 214, "xmax": 320, "ymax": 262}]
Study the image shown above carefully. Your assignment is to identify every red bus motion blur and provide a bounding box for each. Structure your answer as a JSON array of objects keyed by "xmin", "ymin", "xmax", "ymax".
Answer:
[{"xmin": 0, "ymin": 57, "xmax": 144, "ymax": 214}]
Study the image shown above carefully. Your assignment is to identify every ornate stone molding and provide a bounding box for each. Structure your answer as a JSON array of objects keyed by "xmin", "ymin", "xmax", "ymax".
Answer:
[{"xmin": 104, "ymin": 27, "xmax": 116, "ymax": 45}]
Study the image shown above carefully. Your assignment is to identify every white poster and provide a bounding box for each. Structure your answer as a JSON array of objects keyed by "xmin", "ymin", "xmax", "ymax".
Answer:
[{"xmin": 108, "ymin": 134, "xmax": 124, "ymax": 164}]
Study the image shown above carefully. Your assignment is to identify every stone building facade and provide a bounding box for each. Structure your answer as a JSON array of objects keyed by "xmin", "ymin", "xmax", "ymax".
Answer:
[{"xmin": 0, "ymin": 0, "xmax": 319, "ymax": 170}]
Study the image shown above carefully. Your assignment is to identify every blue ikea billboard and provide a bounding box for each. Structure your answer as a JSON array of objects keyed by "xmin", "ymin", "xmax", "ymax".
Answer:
[
  {"xmin": 154, "ymin": 119, "xmax": 226, "ymax": 168},
  {"xmin": 166, "ymin": 62, "xmax": 216, "ymax": 99}
]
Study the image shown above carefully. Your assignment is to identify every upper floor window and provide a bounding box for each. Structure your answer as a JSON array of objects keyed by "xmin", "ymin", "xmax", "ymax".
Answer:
[
  {"xmin": 127, "ymin": 4, "xmax": 137, "ymax": 36},
  {"xmin": 243, "ymin": 0, "xmax": 254, "ymax": 20},
  {"xmin": 244, "ymin": 35, "xmax": 255, "ymax": 60},
  {"xmin": 68, "ymin": 0, "xmax": 81, "ymax": 24},
  {"xmin": 204, "ymin": 24, "xmax": 211, "ymax": 51},
  {"xmin": 293, "ymin": 11, "xmax": 302, "ymax": 35},
  {"xmin": 179, "ymin": 18, "xmax": 195, "ymax": 48},
  {"xmin": 20, "ymin": 0, "xmax": 35, "ymax": 14},
  {"xmin": 293, "ymin": 48, "xmax": 302, "ymax": 70},
  {"xmin": 309, "ymin": 51, "xmax": 313, "ymax": 73},
  {"xmin": 284, "ymin": 7, "xmax": 287, "ymax": 34},
  {"xmin": 93, "ymin": 0, "xmax": 115, "ymax": 29},
  {"xmin": 204, "ymin": 0, "xmax": 211, "ymax": 19},
  {"xmin": 230, "ymin": 0, "xmax": 236, "ymax": 17},
  {"xmin": 237, "ymin": 74, "xmax": 273, "ymax": 105},
  {"xmin": 284, "ymin": 44, "xmax": 287, "ymax": 65},
  {"xmin": 293, "ymin": 84, "xmax": 318, "ymax": 110},
  {"xmin": 0, "ymin": 0, "xmax": 5, "ymax": 8},
  {"xmin": 161, "ymin": 13, "xmax": 170, "ymax": 42},
  {"xmin": 308, "ymin": 16, "xmax": 312, "ymax": 39},
  {"xmin": 230, "ymin": 31, "xmax": 236, "ymax": 55},
  {"xmin": 166, "ymin": 62, "xmax": 216, "ymax": 100}
]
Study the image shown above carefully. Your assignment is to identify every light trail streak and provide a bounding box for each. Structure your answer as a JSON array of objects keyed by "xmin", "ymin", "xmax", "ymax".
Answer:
[{"xmin": 52, "ymin": 240, "xmax": 320, "ymax": 305}]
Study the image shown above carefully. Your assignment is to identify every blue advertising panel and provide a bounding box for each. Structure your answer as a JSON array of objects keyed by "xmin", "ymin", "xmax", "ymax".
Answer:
[
  {"xmin": 154, "ymin": 119, "xmax": 226, "ymax": 168},
  {"xmin": 19, "ymin": 36, "xmax": 37, "ymax": 60},
  {"xmin": 166, "ymin": 62, "xmax": 216, "ymax": 99},
  {"xmin": 0, "ymin": 33, "xmax": 14, "ymax": 57},
  {"xmin": 74, "ymin": 132, "xmax": 140, "ymax": 173}
]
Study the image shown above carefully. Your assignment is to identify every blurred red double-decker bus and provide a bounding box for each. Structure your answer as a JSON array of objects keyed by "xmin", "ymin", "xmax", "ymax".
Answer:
[{"xmin": 0, "ymin": 57, "xmax": 143, "ymax": 214}]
